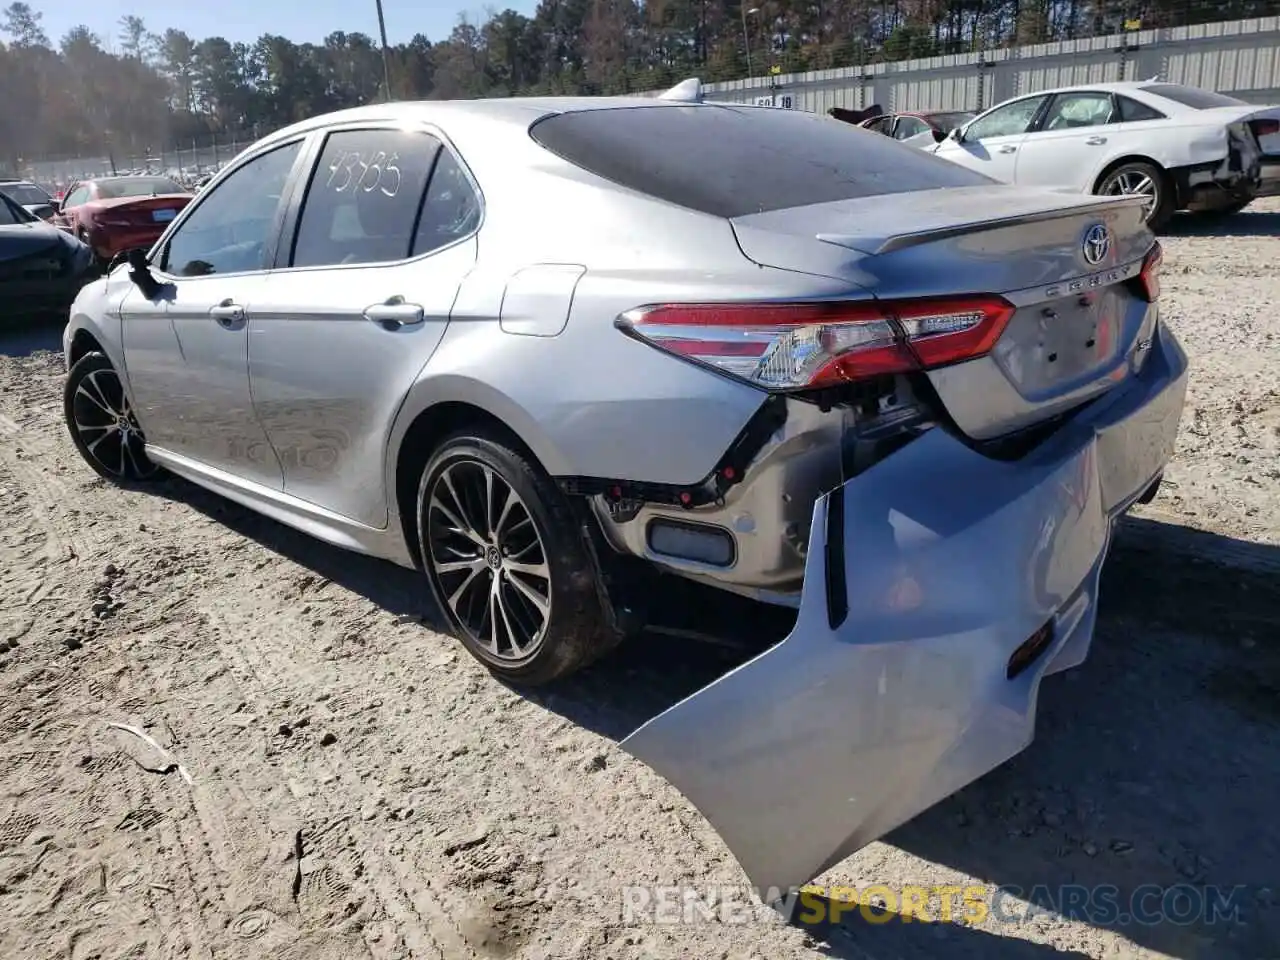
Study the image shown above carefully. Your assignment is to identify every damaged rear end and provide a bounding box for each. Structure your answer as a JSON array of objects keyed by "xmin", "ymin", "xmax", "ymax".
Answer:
[
  {"xmin": 614, "ymin": 187, "xmax": 1186, "ymax": 894},
  {"xmin": 534, "ymin": 102, "xmax": 1188, "ymax": 896}
]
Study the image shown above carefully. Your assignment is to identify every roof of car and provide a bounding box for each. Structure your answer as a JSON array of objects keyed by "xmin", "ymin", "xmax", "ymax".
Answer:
[{"xmin": 254, "ymin": 96, "xmax": 758, "ymax": 151}]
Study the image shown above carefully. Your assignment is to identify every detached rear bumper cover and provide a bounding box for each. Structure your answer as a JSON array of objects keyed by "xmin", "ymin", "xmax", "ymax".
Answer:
[{"xmin": 622, "ymin": 320, "xmax": 1188, "ymax": 895}]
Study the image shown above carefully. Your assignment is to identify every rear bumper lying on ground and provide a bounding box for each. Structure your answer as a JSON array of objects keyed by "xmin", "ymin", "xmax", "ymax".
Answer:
[{"xmin": 622, "ymin": 319, "xmax": 1189, "ymax": 896}]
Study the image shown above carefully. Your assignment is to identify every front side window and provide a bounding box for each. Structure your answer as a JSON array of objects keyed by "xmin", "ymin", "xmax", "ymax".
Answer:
[
  {"xmin": 161, "ymin": 140, "xmax": 303, "ymax": 277},
  {"xmin": 965, "ymin": 96, "xmax": 1049, "ymax": 141},
  {"xmin": 64, "ymin": 185, "xmax": 91, "ymax": 208},
  {"xmin": 291, "ymin": 129, "xmax": 443, "ymax": 268},
  {"xmin": 894, "ymin": 117, "xmax": 930, "ymax": 140},
  {"xmin": 863, "ymin": 116, "xmax": 893, "ymax": 135},
  {"xmin": 1040, "ymin": 93, "xmax": 1115, "ymax": 130}
]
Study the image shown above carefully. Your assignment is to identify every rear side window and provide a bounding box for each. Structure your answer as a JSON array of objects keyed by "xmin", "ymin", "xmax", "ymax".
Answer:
[
  {"xmin": 1116, "ymin": 96, "xmax": 1166, "ymax": 122},
  {"xmin": 1140, "ymin": 84, "xmax": 1247, "ymax": 109},
  {"xmin": 291, "ymin": 129, "xmax": 443, "ymax": 268},
  {"xmin": 529, "ymin": 105, "xmax": 992, "ymax": 219}
]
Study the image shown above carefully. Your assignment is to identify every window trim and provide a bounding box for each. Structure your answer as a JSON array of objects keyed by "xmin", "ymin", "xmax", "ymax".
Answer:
[
  {"xmin": 270, "ymin": 119, "xmax": 486, "ymax": 276},
  {"xmin": 1027, "ymin": 91, "xmax": 1117, "ymax": 134},
  {"xmin": 148, "ymin": 135, "xmax": 312, "ymax": 283}
]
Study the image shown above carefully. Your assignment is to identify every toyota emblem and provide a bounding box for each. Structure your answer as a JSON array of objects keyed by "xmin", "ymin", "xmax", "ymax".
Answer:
[{"xmin": 1081, "ymin": 223, "xmax": 1111, "ymax": 266}]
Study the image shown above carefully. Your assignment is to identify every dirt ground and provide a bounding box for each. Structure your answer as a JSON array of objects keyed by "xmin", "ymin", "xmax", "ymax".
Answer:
[{"xmin": 1, "ymin": 200, "xmax": 1278, "ymax": 960}]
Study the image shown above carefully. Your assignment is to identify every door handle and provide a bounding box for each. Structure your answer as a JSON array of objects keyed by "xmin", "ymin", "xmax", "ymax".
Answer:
[
  {"xmin": 998, "ymin": 144, "xmax": 1017, "ymax": 154},
  {"xmin": 363, "ymin": 297, "xmax": 425, "ymax": 329},
  {"xmin": 209, "ymin": 299, "xmax": 245, "ymax": 324},
  {"xmin": 1085, "ymin": 136, "xmax": 1107, "ymax": 145}
]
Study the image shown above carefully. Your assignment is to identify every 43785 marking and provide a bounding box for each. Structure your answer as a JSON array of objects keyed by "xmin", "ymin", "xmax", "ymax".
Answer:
[{"xmin": 325, "ymin": 150, "xmax": 403, "ymax": 197}]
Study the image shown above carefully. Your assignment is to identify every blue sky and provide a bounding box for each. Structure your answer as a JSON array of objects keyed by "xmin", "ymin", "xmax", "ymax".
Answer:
[{"xmin": 34, "ymin": 0, "xmax": 537, "ymax": 50}]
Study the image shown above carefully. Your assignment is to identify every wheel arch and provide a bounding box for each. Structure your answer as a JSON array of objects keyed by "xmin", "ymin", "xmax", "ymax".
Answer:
[
  {"xmin": 1091, "ymin": 154, "xmax": 1171, "ymax": 197},
  {"xmin": 386, "ymin": 378, "xmax": 572, "ymax": 569}
]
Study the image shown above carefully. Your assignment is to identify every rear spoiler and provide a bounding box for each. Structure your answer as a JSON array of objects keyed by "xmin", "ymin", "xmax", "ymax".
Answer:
[{"xmin": 817, "ymin": 194, "xmax": 1145, "ymax": 255}]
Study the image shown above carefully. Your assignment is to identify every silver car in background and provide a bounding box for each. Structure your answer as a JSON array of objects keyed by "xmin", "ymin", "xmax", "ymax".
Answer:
[{"xmin": 61, "ymin": 97, "xmax": 1188, "ymax": 895}]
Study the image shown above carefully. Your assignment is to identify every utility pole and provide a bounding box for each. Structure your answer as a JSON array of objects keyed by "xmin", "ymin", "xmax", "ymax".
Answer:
[{"xmin": 375, "ymin": 0, "xmax": 393, "ymax": 101}]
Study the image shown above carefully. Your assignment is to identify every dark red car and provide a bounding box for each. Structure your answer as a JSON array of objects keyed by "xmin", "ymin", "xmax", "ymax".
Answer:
[
  {"xmin": 858, "ymin": 110, "xmax": 977, "ymax": 143},
  {"xmin": 54, "ymin": 175, "xmax": 192, "ymax": 265}
]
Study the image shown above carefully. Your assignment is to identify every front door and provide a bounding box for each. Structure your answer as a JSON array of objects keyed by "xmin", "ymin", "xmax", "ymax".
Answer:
[
  {"xmin": 249, "ymin": 126, "xmax": 482, "ymax": 528},
  {"xmin": 121, "ymin": 138, "xmax": 307, "ymax": 487},
  {"xmin": 933, "ymin": 94, "xmax": 1050, "ymax": 184}
]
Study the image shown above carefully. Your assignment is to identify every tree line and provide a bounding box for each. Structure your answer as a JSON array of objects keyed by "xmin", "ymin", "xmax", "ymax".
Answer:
[{"xmin": 2, "ymin": 0, "xmax": 1275, "ymax": 168}]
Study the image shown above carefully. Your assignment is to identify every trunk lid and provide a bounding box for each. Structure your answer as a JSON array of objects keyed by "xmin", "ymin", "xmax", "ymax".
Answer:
[
  {"xmin": 94, "ymin": 194, "xmax": 191, "ymax": 225},
  {"xmin": 731, "ymin": 185, "xmax": 1157, "ymax": 441},
  {"xmin": 1198, "ymin": 104, "xmax": 1280, "ymax": 154}
]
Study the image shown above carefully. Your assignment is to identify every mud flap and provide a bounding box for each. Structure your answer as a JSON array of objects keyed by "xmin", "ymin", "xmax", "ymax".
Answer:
[{"xmin": 620, "ymin": 425, "xmax": 1114, "ymax": 896}]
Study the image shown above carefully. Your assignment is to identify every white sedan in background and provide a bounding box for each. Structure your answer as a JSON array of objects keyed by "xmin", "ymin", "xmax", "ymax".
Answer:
[{"xmin": 929, "ymin": 81, "xmax": 1280, "ymax": 228}]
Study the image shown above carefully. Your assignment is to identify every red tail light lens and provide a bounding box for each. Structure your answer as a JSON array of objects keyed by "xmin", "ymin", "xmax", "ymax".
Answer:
[
  {"xmin": 616, "ymin": 295, "xmax": 1015, "ymax": 392},
  {"xmin": 1250, "ymin": 118, "xmax": 1280, "ymax": 137},
  {"xmin": 1137, "ymin": 242, "xmax": 1162, "ymax": 303}
]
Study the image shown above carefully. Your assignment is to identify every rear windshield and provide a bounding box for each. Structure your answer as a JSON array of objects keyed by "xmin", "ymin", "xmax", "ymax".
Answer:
[
  {"xmin": 97, "ymin": 177, "xmax": 185, "ymax": 199},
  {"xmin": 0, "ymin": 182, "xmax": 50, "ymax": 205},
  {"xmin": 1139, "ymin": 84, "xmax": 1248, "ymax": 109},
  {"xmin": 529, "ymin": 104, "xmax": 992, "ymax": 218}
]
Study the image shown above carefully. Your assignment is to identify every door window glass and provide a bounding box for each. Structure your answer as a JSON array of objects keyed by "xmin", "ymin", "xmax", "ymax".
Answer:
[
  {"xmin": 161, "ymin": 140, "xmax": 302, "ymax": 277},
  {"xmin": 64, "ymin": 185, "xmax": 91, "ymax": 208},
  {"xmin": 291, "ymin": 129, "xmax": 442, "ymax": 268},
  {"xmin": 894, "ymin": 117, "xmax": 930, "ymax": 139},
  {"xmin": 1041, "ymin": 93, "xmax": 1115, "ymax": 131},
  {"xmin": 1116, "ymin": 96, "xmax": 1166, "ymax": 122},
  {"xmin": 964, "ymin": 96, "xmax": 1048, "ymax": 141},
  {"xmin": 411, "ymin": 149, "xmax": 482, "ymax": 257}
]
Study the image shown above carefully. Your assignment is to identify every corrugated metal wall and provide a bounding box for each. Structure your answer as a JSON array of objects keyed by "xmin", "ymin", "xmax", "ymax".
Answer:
[{"xmin": 683, "ymin": 16, "xmax": 1280, "ymax": 113}]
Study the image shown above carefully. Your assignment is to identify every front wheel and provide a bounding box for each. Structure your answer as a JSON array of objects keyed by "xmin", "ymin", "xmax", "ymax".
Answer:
[
  {"xmin": 64, "ymin": 352, "xmax": 164, "ymax": 483},
  {"xmin": 1097, "ymin": 161, "xmax": 1173, "ymax": 230},
  {"xmin": 416, "ymin": 431, "xmax": 616, "ymax": 685}
]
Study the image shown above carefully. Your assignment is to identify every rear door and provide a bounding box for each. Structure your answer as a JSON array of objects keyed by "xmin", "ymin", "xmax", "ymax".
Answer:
[
  {"xmin": 249, "ymin": 124, "xmax": 481, "ymax": 528},
  {"xmin": 1012, "ymin": 91, "xmax": 1120, "ymax": 192},
  {"xmin": 932, "ymin": 94, "xmax": 1050, "ymax": 182}
]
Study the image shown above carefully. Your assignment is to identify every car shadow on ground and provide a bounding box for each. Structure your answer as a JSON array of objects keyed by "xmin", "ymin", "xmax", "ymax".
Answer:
[
  {"xmin": 1164, "ymin": 210, "xmax": 1280, "ymax": 238},
  {"xmin": 165, "ymin": 475, "xmax": 1278, "ymax": 960},
  {"xmin": 0, "ymin": 317, "xmax": 64, "ymax": 357}
]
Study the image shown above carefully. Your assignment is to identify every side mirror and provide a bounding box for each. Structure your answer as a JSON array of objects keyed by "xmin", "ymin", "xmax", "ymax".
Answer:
[
  {"xmin": 127, "ymin": 247, "xmax": 163, "ymax": 300},
  {"xmin": 948, "ymin": 126, "xmax": 964, "ymax": 142},
  {"xmin": 49, "ymin": 198, "xmax": 62, "ymax": 213}
]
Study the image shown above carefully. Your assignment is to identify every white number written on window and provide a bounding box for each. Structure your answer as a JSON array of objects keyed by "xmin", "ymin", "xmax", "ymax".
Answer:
[{"xmin": 324, "ymin": 150, "xmax": 403, "ymax": 198}]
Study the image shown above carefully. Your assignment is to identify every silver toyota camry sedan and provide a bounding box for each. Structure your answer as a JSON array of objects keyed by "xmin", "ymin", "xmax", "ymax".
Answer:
[{"xmin": 61, "ymin": 93, "xmax": 1188, "ymax": 895}]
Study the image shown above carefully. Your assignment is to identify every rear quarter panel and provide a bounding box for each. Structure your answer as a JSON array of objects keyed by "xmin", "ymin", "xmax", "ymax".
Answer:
[{"xmin": 385, "ymin": 111, "xmax": 865, "ymax": 488}]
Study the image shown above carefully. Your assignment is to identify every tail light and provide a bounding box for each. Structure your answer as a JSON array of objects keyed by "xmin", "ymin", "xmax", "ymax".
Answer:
[
  {"xmin": 1250, "ymin": 118, "xmax": 1280, "ymax": 138},
  {"xmin": 1135, "ymin": 242, "xmax": 1162, "ymax": 303},
  {"xmin": 616, "ymin": 295, "xmax": 1015, "ymax": 392}
]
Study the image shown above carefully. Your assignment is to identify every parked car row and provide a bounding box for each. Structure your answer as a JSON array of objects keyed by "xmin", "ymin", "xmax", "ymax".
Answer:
[
  {"xmin": 54, "ymin": 84, "xmax": 1186, "ymax": 895},
  {"xmin": 856, "ymin": 81, "xmax": 1280, "ymax": 228}
]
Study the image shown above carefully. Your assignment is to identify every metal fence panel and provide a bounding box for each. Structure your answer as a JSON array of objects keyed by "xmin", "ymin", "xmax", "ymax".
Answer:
[{"xmin": 696, "ymin": 15, "xmax": 1280, "ymax": 117}]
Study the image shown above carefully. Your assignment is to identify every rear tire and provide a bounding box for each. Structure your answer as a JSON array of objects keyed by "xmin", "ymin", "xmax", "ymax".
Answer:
[
  {"xmin": 64, "ymin": 352, "xmax": 164, "ymax": 484},
  {"xmin": 1096, "ymin": 161, "xmax": 1173, "ymax": 230},
  {"xmin": 416, "ymin": 430, "xmax": 616, "ymax": 686}
]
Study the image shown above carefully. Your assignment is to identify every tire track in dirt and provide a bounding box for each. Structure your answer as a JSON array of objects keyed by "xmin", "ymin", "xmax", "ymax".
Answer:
[{"xmin": 198, "ymin": 597, "xmax": 472, "ymax": 960}]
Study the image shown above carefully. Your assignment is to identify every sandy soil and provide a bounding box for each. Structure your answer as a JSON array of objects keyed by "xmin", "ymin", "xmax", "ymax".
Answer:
[{"xmin": 1, "ymin": 200, "xmax": 1277, "ymax": 960}]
